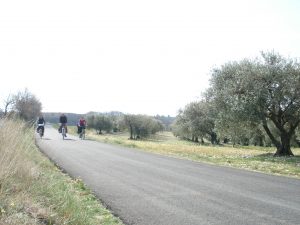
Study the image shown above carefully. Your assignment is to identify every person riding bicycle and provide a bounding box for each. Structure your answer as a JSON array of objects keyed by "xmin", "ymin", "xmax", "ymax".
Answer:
[
  {"xmin": 59, "ymin": 113, "xmax": 68, "ymax": 137},
  {"xmin": 77, "ymin": 117, "xmax": 87, "ymax": 134},
  {"xmin": 36, "ymin": 115, "xmax": 45, "ymax": 135}
]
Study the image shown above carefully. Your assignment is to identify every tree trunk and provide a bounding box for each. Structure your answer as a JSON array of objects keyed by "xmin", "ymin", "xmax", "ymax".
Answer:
[
  {"xmin": 194, "ymin": 137, "xmax": 199, "ymax": 143},
  {"xmin": 129, "ymin": 125, "xmax": 133, "ymax": 139},
  {"xmin": 210, "ymin": 132, "xmax": 217, "ymax": 144},
  {"xmin": 262, "ymin": 121, "xmax": 281, "ymax": 149},
  {"xmin": 262, "ymin": 120, "xmax": 294, "ymax": 156},
  {"xmin": 258, "ymin": 136, "xmax": 264, "ymax": 147},
  {"xmin": 274, "ymin": 133, "xmax": 294, "ymax": 156}
]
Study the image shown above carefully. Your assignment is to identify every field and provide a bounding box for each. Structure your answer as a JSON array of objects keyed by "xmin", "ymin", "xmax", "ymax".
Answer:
[{"xmin": 77, "ymin": 128, "xmax": 300, "ymax": 179}]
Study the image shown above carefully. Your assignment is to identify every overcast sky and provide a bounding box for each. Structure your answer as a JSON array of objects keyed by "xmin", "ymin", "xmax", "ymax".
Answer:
[{"xmin": 1, "ymin": 0, "xmax": 300, "ymax": 116}]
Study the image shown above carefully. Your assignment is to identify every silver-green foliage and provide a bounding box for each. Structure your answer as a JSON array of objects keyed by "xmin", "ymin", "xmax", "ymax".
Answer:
[
  {"xmin": 209, "ymin": 51, "xmax": 300, "ymax": 155},
  {"xmin": 123, "ymin": 114, "xmax": 164, "ymax": 139},
  {"xmin": 87, "ymin": 114, "xmax": 113, "ymax": 134},
  {"xmin": 172, "ymin": 101, "xmax": 216, "ymax": 143}
]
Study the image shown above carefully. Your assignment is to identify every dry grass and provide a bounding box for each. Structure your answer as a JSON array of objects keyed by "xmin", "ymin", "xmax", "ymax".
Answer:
[
  {"xmin": 0, "ymin": 119, "xmax": 33, "ymax": 186},
  {"xmin": 0, "ymin": 119, "xmax": 123, "ymax": 225},
  {"xmin": 0, "ymin": 119, "xmax": 40, "ymax": 224}
]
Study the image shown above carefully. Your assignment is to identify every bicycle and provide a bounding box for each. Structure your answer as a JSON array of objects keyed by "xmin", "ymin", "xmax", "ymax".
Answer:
[
  {"xmin": 62, "ymin": 125, "xmax": 66, "ymax": 140},
  {"xmin": 79, "ymin": 127, "xmax": 86, "ymax": 140},
  {"xmin": 59, "ymin": 123, "xmax": 67, "ymax": 140},
  {"xmin": 37, "ymin": 123, "xmax": 45, "ymax": 139}
]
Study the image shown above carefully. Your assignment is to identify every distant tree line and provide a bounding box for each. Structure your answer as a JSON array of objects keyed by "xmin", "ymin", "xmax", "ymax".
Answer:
[
  {"xmin": 86, "ymin": 113, "xmax": 164, "ymax": 139},
  {"xmin": 43, "ymin": 111, "xmax": 173, "ymax": 139},
  {"xmin": 154, "ymin": 115, "xmax": 175, "ymax": 131},
  {"xmin": 172, "ymin": 51, "xmax": 300, "ymax": 156},
  {"xmin": 43, "ymin": 112, "xmax": 83, "ymax": 125}
]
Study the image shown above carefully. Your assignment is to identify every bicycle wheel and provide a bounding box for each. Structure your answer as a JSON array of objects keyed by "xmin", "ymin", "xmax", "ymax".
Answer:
[
  {"xmin": 62, "ymin": 127, "xmax": 65, "ymax": 140},
  {"xmin": 38, "ymin": 128, "xmax": 43, "ymax": 138},
  {"xmin": 82, "ymin": 129, "xmax": 85, "ymax": 140}
]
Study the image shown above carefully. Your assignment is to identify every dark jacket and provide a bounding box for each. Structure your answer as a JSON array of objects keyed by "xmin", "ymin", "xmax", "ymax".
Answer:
[
  {"xmin": 59, "ymin": 115, "xmax": 67, "ymax": 124},
  {"xmin": 37, "ymin": 117, "xmax": 45, "ymax": 125}
]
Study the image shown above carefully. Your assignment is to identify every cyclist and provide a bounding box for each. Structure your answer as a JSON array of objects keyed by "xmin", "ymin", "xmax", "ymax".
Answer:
[
  {"xmin": 77, "ymin": 116, "xmax": 87, "ymax": 136},
  {"xmin": 36, "ymin": 115, "xmax": 45, "ymax": 136},
  {"xmin": 59, "ymin": 113, "xmax": 68, "ymax": 137}
]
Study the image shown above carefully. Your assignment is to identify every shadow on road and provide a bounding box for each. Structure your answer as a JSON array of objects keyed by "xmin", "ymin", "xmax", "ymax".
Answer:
[
  {"xmin": 61, "ymin": 138, "xmax": 76, "ymax": 141},
  {"xmin": 41, "ymin": 138, "xmax": 51, "ymax": 141}
]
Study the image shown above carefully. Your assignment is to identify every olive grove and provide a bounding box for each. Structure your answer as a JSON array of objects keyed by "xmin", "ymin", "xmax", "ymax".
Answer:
[{"xmin": 174, "ymin": 52, "xmax": 300, "ymax": 156}]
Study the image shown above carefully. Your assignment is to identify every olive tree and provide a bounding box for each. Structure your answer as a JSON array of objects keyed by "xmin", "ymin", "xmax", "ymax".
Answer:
[
  {"xmin": 172, "ymin": 109, "xmax": 193, "ymax": 140},
  {"xmin": 13, "ymin": 89, "xmax": 42, "ymax": 122},
  {"xmin": 172, "ymin": 101, "xmax": 217, "ymax": 144},
  {"xmin": 123, "ymin": 114, "xmax": 163, "ymax": 139},
  {"xmin": 209, "ymin": 51, "xmax": 300, "ymax": 156},
  {"xmin": 87, "ymin": 114, "xmax": 113, "ymax": 134}
]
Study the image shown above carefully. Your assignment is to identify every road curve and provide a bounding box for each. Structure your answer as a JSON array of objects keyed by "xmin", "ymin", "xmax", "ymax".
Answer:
[{"xmin": 36, "ymin": 126, "xmax": 300, "ymax": 225}]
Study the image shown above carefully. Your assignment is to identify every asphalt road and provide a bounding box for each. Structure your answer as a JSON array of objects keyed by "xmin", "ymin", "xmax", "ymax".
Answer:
[{"xmin": 36, "ymin": 126, "xmax": 300, "ymax": 225}]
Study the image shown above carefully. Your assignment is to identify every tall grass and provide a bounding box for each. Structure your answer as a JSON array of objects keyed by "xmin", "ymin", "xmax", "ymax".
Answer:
[
  {"xmin": 0, "ymin": 119, "xmax": 37, "ymax": 224},
  {"xmin": 0, "ymin": 119, "xmax": 34, "ymax": 192},
  {"xmin": 0, "ymin": 119, "xmax": 123, "ymax": 225}
]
